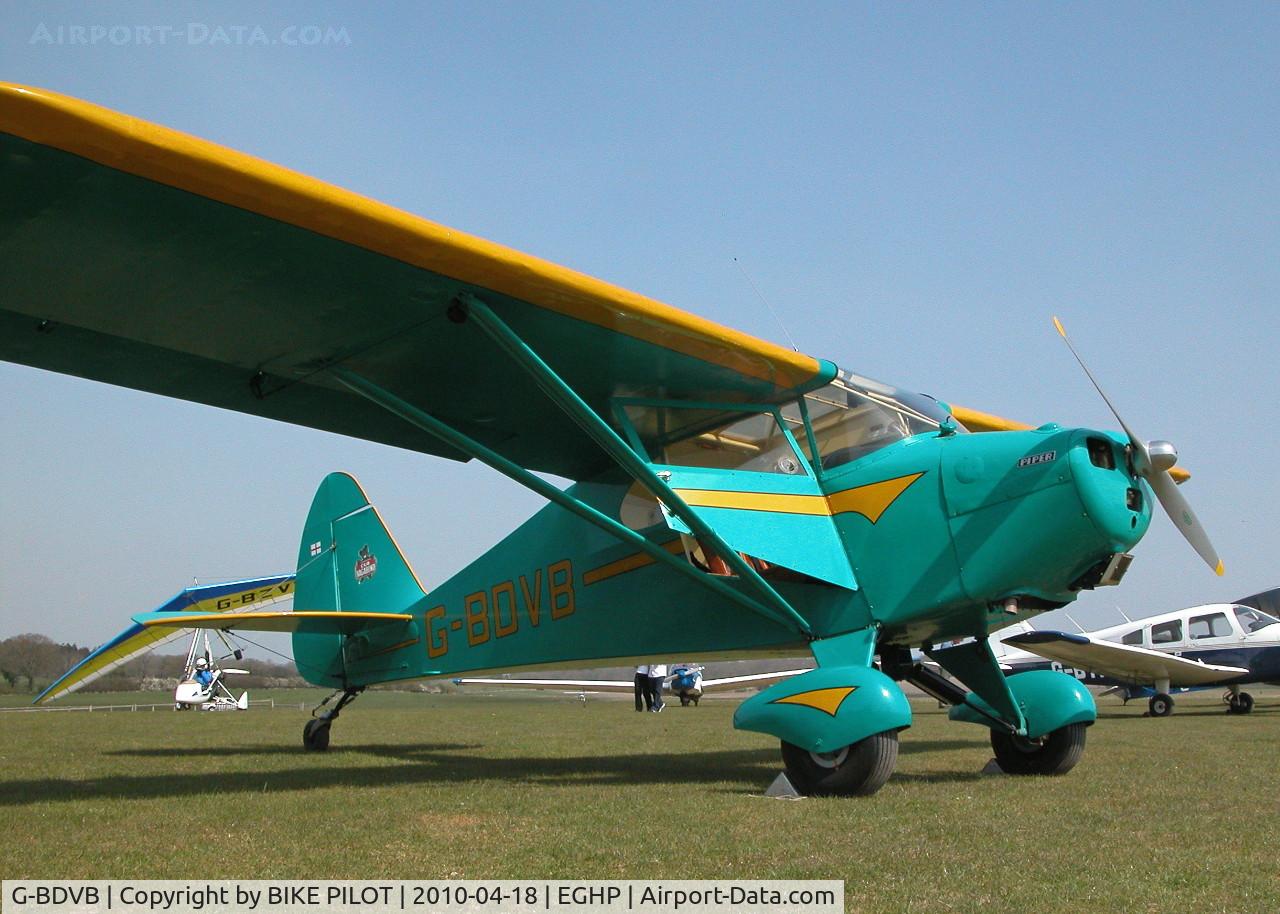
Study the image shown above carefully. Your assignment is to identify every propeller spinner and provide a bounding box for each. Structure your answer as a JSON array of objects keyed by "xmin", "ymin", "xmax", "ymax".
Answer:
[{"xmin": 1053, "ymin": 316, "xmax": 1223, "ymax": 576}]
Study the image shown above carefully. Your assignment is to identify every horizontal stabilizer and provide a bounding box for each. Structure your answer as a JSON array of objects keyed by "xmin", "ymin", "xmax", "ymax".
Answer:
[{"xmin": 133, "ymin": 609, "xmax": 413, "ymax": 635}]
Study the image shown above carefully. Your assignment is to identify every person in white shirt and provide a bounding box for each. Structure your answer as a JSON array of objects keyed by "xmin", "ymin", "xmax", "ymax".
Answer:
[
  {"xmin": 634, "ymin": 664, "xmax": 650, "ymax": 712},
  {"xmin": 647, "ymin": 663, "xmax": 667, "ymax": 712}
]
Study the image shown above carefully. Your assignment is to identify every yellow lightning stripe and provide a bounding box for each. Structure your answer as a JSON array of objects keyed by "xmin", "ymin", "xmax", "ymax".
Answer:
[
  {"xmin": 771, "ymin": 686, "xmax": 858, "ymax": 717},
  {"xmin": 824, "ymin": 473, "xmax": 925, "ymax": 523},
  {"xmin": 584, "ymin": 540, "xmax": 686, "ymax": 586},
  {"xmin": 673, "ymin": 472, "xmax": 925, "ymax": 523}
]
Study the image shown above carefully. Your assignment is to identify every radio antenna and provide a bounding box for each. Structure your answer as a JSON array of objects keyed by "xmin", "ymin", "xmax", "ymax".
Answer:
[{"xmin": 734, "ymin": 257, "xmax": 799, "ymax": 352}]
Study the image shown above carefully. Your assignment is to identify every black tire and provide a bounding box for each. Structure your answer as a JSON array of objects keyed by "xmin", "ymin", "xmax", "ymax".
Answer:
[
  {"xmin": 680, "ymin": 697, "xmax": 689, "ymax": 707},
  {"xmin": 1229, "ymin": 692, "xmax": 1255, "ymax": 715},
  {"xmin": 1149, "ymin": 693, "xmax": 1174, "ymax": 717},
  {"xmin": 990, "ymin": 723, "xmax": 1087, "ymax": 776},
  {"xmin": 780, "ymin": 730, "xmax": 899, "ymax": 797},
  {"xmin": 303, "ymin": 718, "xmax": 331, "ymax": 751}
]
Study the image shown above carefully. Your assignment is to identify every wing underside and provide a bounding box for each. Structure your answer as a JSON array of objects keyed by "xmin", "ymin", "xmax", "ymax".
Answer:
[
  {"xmin": 0, "ymin": 83, "xmax": 836, "ymax": 481},
  {"xmin": 1004, "ymin": 632, "xmax": 1248, "ymax": 687}
]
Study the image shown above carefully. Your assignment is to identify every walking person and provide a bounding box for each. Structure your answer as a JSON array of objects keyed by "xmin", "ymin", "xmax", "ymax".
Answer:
[
  {"xmin": 634, "ymin": 664, "xmax": 650, "ymax": 711},
  {"xmin": 647, "ymin": 662, "xmax": 667, "ymax": 712}
]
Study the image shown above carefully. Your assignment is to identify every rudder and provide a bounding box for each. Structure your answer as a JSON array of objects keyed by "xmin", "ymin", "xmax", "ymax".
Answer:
[{"xmin": 293, "ymin": 472, "xmax": 426, "ymax": 685}]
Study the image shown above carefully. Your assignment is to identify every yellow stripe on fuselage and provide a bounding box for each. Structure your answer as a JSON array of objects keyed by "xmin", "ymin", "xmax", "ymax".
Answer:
[
  {"xmin": 583, "ymin": 539, "xmax": 687, "ymax": 586},
  {"xmin": 674, "ymin": 472, "xmax": 924, "ymax": 523}
]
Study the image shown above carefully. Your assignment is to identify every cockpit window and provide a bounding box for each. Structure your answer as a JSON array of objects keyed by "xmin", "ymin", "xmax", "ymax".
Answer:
[
  {"xmin": 1150, "ymin": 620, "xmax": 1182, "ymax": 644},
  {"xmin": 1233, "ymin": 605, "xmax": 1279, "ymax": 633},
  {"xmin": 622, "ymin": 404, "xmax": 806, "ymax": 475},
  {"xmin": 1121, "ymin": 628, "xmax": 1143, "ymax": 645},
  {"xmin": 1189, "ymin": 612, "xmax": 1232, "ymax": 639},
  {"xmin": 786, "ymin": 373, "xmax": 951, "ymax": 471}
]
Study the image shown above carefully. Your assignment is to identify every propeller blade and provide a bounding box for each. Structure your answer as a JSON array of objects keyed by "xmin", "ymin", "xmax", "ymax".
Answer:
[
  {"xmin": 221, "ymin": 668, "xmax": 251, "ymax": 675},
  {"xmin": 1052, "ymin": 315, "xmax": 1222, "ymax": 575},
  {"xmin": 1146, "ymin": 470, "xmax": 1224, "ymax": 576},
  {"xmin": 1052, "ymin": 317, "xmax": 1144, "ymax": 454}
]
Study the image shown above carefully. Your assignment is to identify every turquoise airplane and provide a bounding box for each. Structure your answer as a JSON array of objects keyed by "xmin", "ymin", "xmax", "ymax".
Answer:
[{"xmin": 0, "ymin": 84, "xmax": 1221, "ymax": 795}]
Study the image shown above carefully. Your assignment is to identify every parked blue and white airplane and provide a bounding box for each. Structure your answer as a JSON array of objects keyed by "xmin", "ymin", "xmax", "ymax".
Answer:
[{"xmin": 995, "ymin": 594, "xmax": 1280, "ymax": 717}]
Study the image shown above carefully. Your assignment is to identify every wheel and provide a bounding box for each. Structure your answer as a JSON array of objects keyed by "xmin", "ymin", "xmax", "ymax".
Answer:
[
  {"xmin": 1148, "ymin": 693, "xmax": 1174, "ymax": 717},
  {"xmin": 680, "ymin": 696, "xmax": 689, "ymax": 707},
  {"xmin": 990, "ymin": 723, "xmax": 1087, "ymax": 776},
  {"xmin": 1229, "ymin": 692, "xmax": 1254, "ymax": 715},
  {"xmin": 302, "ymin": 718, "xmax": 331, "ymax": 751},
  {"xmin": 780, "ymin": 730, "xmax": 899, "ymax": 797}
]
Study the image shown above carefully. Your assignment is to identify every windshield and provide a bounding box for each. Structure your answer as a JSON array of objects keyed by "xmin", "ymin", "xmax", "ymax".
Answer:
[
  {"xmin": 1234, "ymin": 605, "xmax": 1280, "ymax": 633},
  {"xmin": 788, "ymin": 372, "xmax": 954, "ymax": 470}
]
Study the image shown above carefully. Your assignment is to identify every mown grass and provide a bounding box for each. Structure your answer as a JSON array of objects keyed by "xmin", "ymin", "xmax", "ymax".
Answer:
[{"xmin": 2, "ymin": 688, "xmax": 1278, "ymax": 912}]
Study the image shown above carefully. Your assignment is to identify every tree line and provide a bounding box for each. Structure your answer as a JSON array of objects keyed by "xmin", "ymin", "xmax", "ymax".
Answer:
[{"xmin": 0, "ymin": 633, "xmax": 304, "ymax": 694}]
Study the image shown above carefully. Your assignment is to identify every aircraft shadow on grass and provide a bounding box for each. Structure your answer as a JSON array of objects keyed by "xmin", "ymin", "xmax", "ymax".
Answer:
[{"xmin": 4, "ymin": 740, "xmax": 984, "ymax": 806}]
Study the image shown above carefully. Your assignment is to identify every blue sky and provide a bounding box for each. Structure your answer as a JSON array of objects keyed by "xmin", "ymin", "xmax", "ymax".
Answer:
[{"xmin": 2, "ymin": 2, "xmax": 1278, "ymax": 649}]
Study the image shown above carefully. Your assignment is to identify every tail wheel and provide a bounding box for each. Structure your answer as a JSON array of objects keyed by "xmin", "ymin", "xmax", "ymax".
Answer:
[
  {"xmin": 780, "ymin": 730, "xmax": 899, "ymax": 797},
  {"xmin": 990, "ymin": 723, "xmax": 1087, "ymax": 776},
  {"xmin": 1228, "ymin": 692, "xmax": 1255, "ymax": 715},
  {"xmin": 1148, "ymin": 693, "xmax": 1174, "ymax": 717},
  {"xmin": 302, "ymin": 718, "xmax": 331, "ymax": 751}
]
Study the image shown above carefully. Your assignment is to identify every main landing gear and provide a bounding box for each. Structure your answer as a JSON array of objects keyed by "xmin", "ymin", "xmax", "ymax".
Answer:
[
  {"xmin": 989, "ymin": 723, "xmax": 1088, "ymax": 775},
  {"xmin": 780, "ymin": 731, "xmax": 900, "ymax": 797},
  {"xmin": 303, "ymin": 687, "xmax": 363, "ymax": 751},
  {"xmin": 1148, "ymin": 693, "xmax": 1175, "ymax": 717},
  {"xmin": 1225, "ymin": 686, "xmax": 1254, "ymax": 715}
]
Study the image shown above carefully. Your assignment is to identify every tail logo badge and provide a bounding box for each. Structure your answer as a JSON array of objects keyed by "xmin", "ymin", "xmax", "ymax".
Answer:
[{"xmin": 355, "ymin": 545, "xmax": 378, "ymax": 583}]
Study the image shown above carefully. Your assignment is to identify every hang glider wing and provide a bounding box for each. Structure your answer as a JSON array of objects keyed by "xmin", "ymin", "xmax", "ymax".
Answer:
[
  {"xmin": 453, "ymin": 668, "xmax": 810, "ymax": 692},
  {"xmin": 34, "ymin": 574, "xmax": 295, "ymax": 704},
  {"xmin": 0, "ymin": 84, "xmax": 840, "ymax": 481},
  {"xmin": 1003, "ymin": 631, "xmax": 1248, "ymax": 688},
  {"xmin": 133, "ymin": 609, "xmax": 413, "ymax": 635}
]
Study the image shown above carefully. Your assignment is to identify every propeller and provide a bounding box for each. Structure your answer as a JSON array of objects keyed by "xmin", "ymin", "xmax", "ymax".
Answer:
[
  {"xmin": 1053, "ymin": 316, "xmax": 1223, "ymax": 576},
  {"xmin": 221, "ymin": 668, "xmax": 251, "ymax": 676}
]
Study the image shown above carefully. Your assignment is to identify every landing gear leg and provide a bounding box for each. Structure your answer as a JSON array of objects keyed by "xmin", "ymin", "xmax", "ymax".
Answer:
[
  {"xmin": 303, "ymin": 687, "xmax": 363, "ymax": 751},
  {"xmin": 1225, "ymin": 685, "xmax": 1254, "ymax": 715},
  {"xmin": 1148, "ymin": 678, "xmax": 1174, "ymax": 718}
]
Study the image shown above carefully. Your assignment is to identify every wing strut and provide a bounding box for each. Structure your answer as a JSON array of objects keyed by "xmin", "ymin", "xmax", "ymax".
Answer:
[
  {"xmin": 454, "ymin": 292, "xmax": 812, "ymax": 636},
  {"xmin": 330, "ymin": 368, "xmax": 803, "ymax": 635}
]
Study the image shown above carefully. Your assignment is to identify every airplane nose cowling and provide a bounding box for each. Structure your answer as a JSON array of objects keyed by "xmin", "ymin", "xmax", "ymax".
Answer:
[{"xmin": 941, "ymin": 426, "xmax": 1151, "ymax": 604}]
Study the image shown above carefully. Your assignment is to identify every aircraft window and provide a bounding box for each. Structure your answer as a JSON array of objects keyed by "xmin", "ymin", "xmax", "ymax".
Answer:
[
  {"xmin": 623, "ymin": 404, "xmax": 806, "ymax": 475},
  {"xmin": 1234, "ymin": 606, "xmax": 1280, "ymax": 633},
  {"xmin": 1121, "ymin": 629, "xmax": 1143, "ymax": 645},
  {"xmin": 1189, "ymin": 612, "xmax": 1232, "ymax": 639},
  {"xmin": 1150, "ymin": 620, "xmax": 1182, "ymax": 644},
  {"xmin": 800, "ymin": 378, "xmax": 940, "ymax": 470}
]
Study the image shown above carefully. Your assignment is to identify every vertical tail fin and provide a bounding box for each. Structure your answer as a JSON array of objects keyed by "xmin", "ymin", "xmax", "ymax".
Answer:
[{"xmin": 293, "ymin": 472, "xmax": 426, "ymax": 684}]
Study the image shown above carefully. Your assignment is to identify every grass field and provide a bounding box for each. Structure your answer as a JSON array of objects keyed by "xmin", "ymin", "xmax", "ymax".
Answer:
[{"xmin": 2, "ymin": 688, "xmax": 1278, "ymax": 912}]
